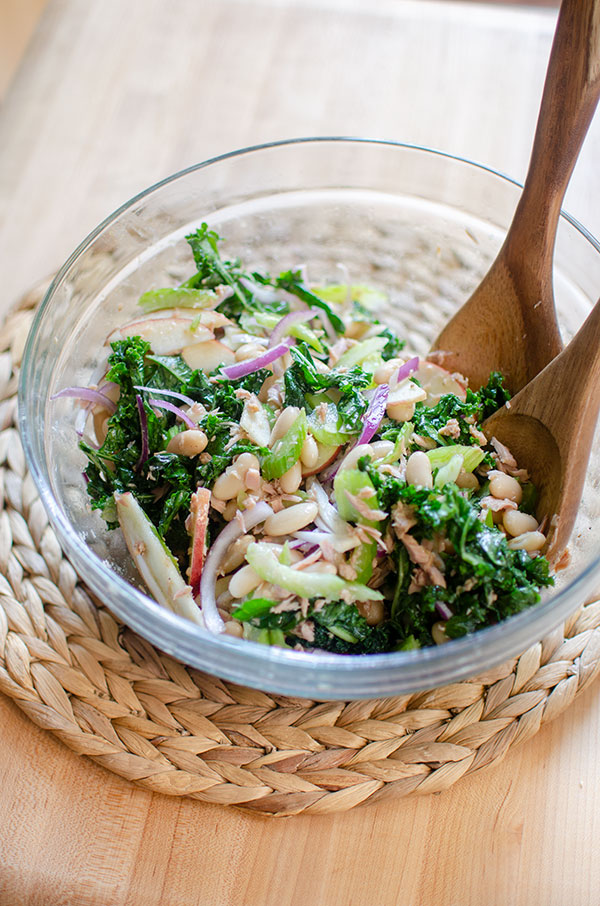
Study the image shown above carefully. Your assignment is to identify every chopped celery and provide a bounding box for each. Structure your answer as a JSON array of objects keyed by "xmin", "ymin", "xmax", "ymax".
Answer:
[
  {"xmin": 334, "ymin": 469, "xmax": 379, "ymax": 523},
  {"xmin": 426, "ymin": 444, "xmax": 485, "ymax": 473},
  {"xmin": 245, "ymin": 543, "xmax": 383, "ymax": 603},
  {"xmin": 307, "ymin": 403, "xmax": 355, "ymax": 445},
  {"xmin": 311, "ymin": 283, "xmax": 387, "ymax": 310},
  {"xmin": 351, "ymin": 540, "xmax": 377, "ymax": 584},
  {"xmin": 114, "ymin": 492, "xmax": 202, "ymax": 624},
  {"xmin": 279, "ymin": 541, "xmax": 292, "ymax": 565},
  {"xmin": 253, "ymin": 312, "xmax": 324, "ymax": 353},
  {"xmin": 261, "ymin": 410, "xmax": 307, "ymax": 480},
  {"xmin": 138, "ymin": 287, "xmax": 222, "ymax": 312},
  {"xmin": 335, "ymin": 336, "xmax": 387, "ymax": 369},
  {"xmin": 434, "ymin": 453, "xmax": 464, "ymax": 488}
]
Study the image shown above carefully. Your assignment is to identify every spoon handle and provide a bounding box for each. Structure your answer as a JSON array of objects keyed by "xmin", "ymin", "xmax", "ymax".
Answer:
[{"xmin": 507, "ymin": 0, "xmax": 600, "ymax": 260}]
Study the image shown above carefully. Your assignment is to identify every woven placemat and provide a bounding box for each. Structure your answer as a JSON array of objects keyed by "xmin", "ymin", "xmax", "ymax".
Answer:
[{"xmin": 2, "ymin": 282, "xmax": 600, "ymax": 816}]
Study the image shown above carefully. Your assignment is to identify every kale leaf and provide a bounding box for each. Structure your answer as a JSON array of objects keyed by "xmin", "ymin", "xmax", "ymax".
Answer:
[{"xmin": 284, "ymin": 343, "xmax": 370, "ymax": 432}]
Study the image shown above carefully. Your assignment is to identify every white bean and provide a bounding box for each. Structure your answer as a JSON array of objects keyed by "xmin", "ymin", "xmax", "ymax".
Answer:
[
  {"xmin": 503, "ymin": 510, "xmax": 538, "ymax": 537},
  {"xmin": 374, "ymin": 358, "xmax": 404, "ymax": 385},
  {"xmin": 301, "ymin": 561, "xmax": 337, "ymax": 575},
  {"xmin": 166, "ymin": 429, "xmax": 208, "ymax": 457},
  {"xmin": 489, "ymin": 473, "xmax": 523, "ymax": 503},
  {"xmin": 338, "ymin": 443, "xmax": 374, "ymax": 472},
  {"xmin": 357, "ymin": 600, "xmax": 385, "ymax": 626},
  {"xmin": 507, "ymin": 531, "xmax": 546, "ymax": 552},
  {"xmin": 228, "ymin": 564, "xmax": 261, "ymax": 598},
  {"xmin": 220, "ymin": 535, "xmax": 254, "ymax": 574},
  {"xmin": 231, "ymin": 452, "xmax": 260, "ymax": 479},
  {"xmin": 300, "ymin": 434, "xmax": 319, "ymax": 469},
  {"xmin": 224, "ymin": 620, "xmax": 244, "ymax": 638},
  {"xmin": 455, "ymin": 470, "xmax": 479, "ymax": 490},
  {"xmin": 212, "ymin": 471, "xmax": 244, "ymax": 501},
  {"xmin": 405, "ymin": 451, "xmax": 433, "ymax": 488},
  {"xmin": 270, "ymin": 406, "xmax": 300, "ymax": 445},
  {"xmin": 370, "ymin": 440, "xmax": 395, "ymax": 460},
  {"xmin": 432, "ymin": 621, "xmax": 450, "ymax": 645},
  {"xmin": 263, "ymin": 501, "xmax": 319, "ymax": 536},
  {"xmin": 279, "ymin": 460, "xmax": 302, "ymax": 494},
  {"xmin": 235, "ymin": 343, "xmax": 267, "ymax": 362}
]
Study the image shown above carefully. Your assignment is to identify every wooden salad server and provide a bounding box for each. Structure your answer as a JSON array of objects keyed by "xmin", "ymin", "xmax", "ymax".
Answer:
[
  {"xmin": 431, "ymin": 0, "xmax": 600, "ymax": 393},
  {"xmin": 482, "ymin": 296, "xmax": 600, "ymax": 563}
]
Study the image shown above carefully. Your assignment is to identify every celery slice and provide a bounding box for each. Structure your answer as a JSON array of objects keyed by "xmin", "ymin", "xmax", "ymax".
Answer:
[
  {"xmin": 335, "ymin": 336, "xmax": 387, "ymax": 369},
  {"xmin": 434, "ymin": 453, "xmax": 464, "ymax": 488},
  {"xmin": 426, "ymin": 444, "xmax": 484, "ymax": 473},
  {"xmin": 253, "ymin": 312, "xmax": 324, "ymax": 352},
  {"xmin": 245, "ymin": 542, "xmax": 383, "ymax": 603},
  {"xmin": 334, "ymin": 469, "xmax": 379, "ymax": 523},
  {"xmin": 307, "ymin": 403, "xmax": 355, "ymax": 445},
  {"xmin": 261, "ymin": 409, "xmax": 307, "ymax": 480},
  {"xmin": 114, "ymin": 492, "xmax": 202, "ymax": 625},
  {"xmin": 138, "ymin": 287, "xmax": 222, "ymax": 312}
]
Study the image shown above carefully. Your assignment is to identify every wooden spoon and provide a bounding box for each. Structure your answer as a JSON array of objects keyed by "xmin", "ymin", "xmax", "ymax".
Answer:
[
  {"xmin": 482, "ymin": 297, "xmax": 600, "ymax": 563},
  {"xmin": 431, "ymin": 0, "xmax": 600, "ymax": 393}
]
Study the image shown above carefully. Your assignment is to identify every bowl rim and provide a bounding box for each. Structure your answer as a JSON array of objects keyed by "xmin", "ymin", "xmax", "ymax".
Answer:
[{"xmin": 18, "ymin": 136, "xmax": 600, "ymax": 699}]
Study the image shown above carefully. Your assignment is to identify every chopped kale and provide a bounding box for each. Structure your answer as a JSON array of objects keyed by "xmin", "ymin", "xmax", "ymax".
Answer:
[{"xmin": 284, "ymin": 342, "xmax": 370, "ymax": 432}]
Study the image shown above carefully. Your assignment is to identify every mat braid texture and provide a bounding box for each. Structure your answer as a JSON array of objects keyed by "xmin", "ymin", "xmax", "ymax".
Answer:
[{"xmin": 2, "ymin": 280, "xmax": 600, "ymax": 815}]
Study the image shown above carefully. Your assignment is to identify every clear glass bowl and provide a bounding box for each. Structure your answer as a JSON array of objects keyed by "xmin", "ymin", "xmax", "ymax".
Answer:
[{"xmin": 18, "ymin": 138, "xmax": 600, "ymax": 699}]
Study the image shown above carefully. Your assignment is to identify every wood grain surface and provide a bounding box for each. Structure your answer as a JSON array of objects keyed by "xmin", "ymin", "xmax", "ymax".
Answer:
[{"xmin": 1, "ymin": 1, "xmax": 600, "ymax": 904}]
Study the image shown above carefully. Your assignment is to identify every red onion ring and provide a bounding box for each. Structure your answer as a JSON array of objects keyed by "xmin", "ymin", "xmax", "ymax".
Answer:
[
  {"xmin": 396, "ymin": 356, "xmax": 420, "ymax": 384},
  {"xmin": 199, "ymin": 501, "xmax": 274, "ymax": 633},
  {"xmin": 356, "ymin": 383, "xmax": 389, "ymax": 446},
  {"xmin": 268, "ymin": 310, "xmax": 317, "ymax": 348},
  {"xmin": 135, "ymin": 395, "xmax": 149, "ymax": 470},
  {"xmin": 51, "ymin": 386, "xmax": 117, "ymax": 413},
  {"xmin": 220, "ymin": 342, "xmax": 291, "ymax": 380},
  {"xmin": 135, "ymin": 385, "xmax": 194, "ymax": 406},
  {"xmin": 148, "ymin": 398, "xmax": 196, "ymax": 429}
]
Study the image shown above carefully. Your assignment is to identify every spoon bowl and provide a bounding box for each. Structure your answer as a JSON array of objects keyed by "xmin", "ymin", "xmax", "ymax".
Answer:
[{"xmin": 483, "ymin": 298, "xmax": 600, "ymax": 563}]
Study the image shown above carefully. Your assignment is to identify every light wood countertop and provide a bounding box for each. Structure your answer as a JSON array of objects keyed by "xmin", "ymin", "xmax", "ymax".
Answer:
[{"xmin": 1, "ymin": 2, "xmax": 599, "ymax": 904}]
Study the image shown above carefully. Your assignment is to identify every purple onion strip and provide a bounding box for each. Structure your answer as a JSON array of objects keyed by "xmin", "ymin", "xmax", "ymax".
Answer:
[
  {"xmin": 435, "ymin": 601, "xmax": 453, "ymax": 621},
  {"xmin": 396, "ymin": 356, "xmax": 420, "ymax": 384},
  {"xmin": 135, "ymin": 385, "xmax": 194, "ymax": 406},
  {"xmin": 148, "ymin": 398, "xmax": 196, "ymax": 429},
  {"xmin": 51, "ymin": 386, "xmax": 117, "ymax": 413},
  {"xmin": 220, "ymin": 342, "xmax": 291, "ymax": 380},
  {"xmin": 357, "ymin": 383, "xmax": 389, "ymax": 446},
  {"xmin": 135, "ymin": 395, "xmax": 149, "ymax": 470},
  {"xmin": 268, "ymin": 310, "xmax": 317, "ymax": 348}
]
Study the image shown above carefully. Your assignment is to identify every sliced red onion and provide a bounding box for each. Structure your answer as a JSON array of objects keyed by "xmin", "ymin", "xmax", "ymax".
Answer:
[
  {"xmin": 396, "ymin": 356, "xmax": 420, "ymax": 384},
  {"xmin": 148, "ymin": 398, "xmax": 196, "ymax": 429},
  {"xmin": 220, "ymin": 342, "xmax": 291, "ymax": 380},
  {"xmin": 199, "ymin": 501, "xmax": 274, "ymax": 633},
  {"xmin": 357, "ymin": 383, "xmax": 389, "ymax": 446},
  {"xmin": 135, "ymin": 395, "xmax": 149, "ymax": 470},
  {"xmin": 135, "ymin": 385, "xmax": 194, "ymax": 406},
  {"xmin": 435, "ymin": 601, "xmax": 453, "ymax": 621},
  {"xmin": 268, "ymin": 310, "xmax": 316, "ymax": 348},
  {"xmin": 313, "ymin": 309, "xmax": 337, "ymax": 344},
  {"xmin": 51, "ymin": 386, "xmax": 117, "ymax": 413}
]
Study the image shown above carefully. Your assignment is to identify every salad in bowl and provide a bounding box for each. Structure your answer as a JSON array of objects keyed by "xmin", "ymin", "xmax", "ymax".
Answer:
[{"xmin": 57, "ymin": 224, "xmax": 553, "ymax": 655}]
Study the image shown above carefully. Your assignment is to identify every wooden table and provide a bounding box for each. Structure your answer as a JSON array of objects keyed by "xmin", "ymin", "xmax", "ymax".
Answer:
[{"xmin": 1, "ymin": 2, "xmax": 599, "ymax": 903}]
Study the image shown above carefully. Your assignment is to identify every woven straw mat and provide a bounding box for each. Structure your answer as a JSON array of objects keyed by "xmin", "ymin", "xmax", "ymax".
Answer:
[{"xmin": 2, "ymin": 280, "xmax": 600, "ymax": 817}]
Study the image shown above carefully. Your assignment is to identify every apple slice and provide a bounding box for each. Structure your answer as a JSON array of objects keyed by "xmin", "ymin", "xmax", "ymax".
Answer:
[
  {"xmin": 188, "ymin": 487, "xmax": 211, "ymax": 597},
  {"xmin": 301, "ymin": 443, "xmax": 341, "ymax": 477},
  {"xmin": 108, "ymin": 316, "xmax": 214, "ymax": 355},
  {"xmin": 114, "ymin": 491, "xmax": 203, "ymax": 625},
  {"xmin": 417, "ymin": 361, "xmax": 467, "ymax": 406},
  {"xmin": 182, "ymin": 338, "xmax": 236, "ymax": 372}
]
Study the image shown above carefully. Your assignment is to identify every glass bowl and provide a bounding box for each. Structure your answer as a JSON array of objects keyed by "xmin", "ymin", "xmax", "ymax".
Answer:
[{"xmin": 18, "ymin": 138, "xmax": 600, "ymax": 699}]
